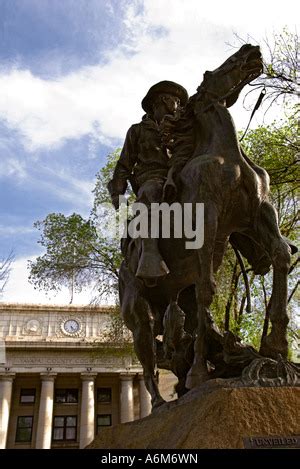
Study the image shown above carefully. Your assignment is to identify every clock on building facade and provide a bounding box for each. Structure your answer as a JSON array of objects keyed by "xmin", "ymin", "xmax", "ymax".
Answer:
[{"xmin": 60, "ymin": 318, "xmax": 82, "ymax": 337}]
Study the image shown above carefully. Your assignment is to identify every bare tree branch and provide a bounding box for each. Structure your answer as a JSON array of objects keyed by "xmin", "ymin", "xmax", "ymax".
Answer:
[{"xmin": 0, "ymin": 251, "xmax": 14, "ymax": 296}]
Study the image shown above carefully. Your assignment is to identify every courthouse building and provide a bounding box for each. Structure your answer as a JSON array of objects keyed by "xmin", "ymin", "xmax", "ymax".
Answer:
[{"xmin": 0, "ymin": 303, "xmax": 151, "ymax": 449}]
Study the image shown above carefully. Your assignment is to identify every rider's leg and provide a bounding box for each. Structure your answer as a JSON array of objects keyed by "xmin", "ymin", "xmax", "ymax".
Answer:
[{"xmin": 135, "ymin": 179, "xmax": 170, "ymax": 280}]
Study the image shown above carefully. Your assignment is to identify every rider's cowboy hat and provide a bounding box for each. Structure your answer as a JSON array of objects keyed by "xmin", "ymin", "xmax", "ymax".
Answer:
[{"xmin": 141, "ymin": 80, "xmax": 188, "ymax": 113}]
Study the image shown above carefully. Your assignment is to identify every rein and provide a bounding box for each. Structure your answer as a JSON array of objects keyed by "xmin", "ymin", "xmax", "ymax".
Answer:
[
  {"xmin": 239, "ymin": 86, "xmax": 266, "ymax": 141},
  {"xmin": 198, "ymin": 76, "xmax": 265, "ymax": 141},
  {"xmin": 199, "ymin": 73, "xmax": 258, "ymax": 113}
]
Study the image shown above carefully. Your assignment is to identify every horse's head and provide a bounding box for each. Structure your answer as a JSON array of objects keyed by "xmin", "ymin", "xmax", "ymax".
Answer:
[{"xmin": 197, "ymin": 44, "xmax": 263, "ymax": 107}]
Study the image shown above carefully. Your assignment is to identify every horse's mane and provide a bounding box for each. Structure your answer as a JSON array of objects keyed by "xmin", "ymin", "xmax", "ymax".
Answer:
[
  {"xmin": 167, "ymin": 91, "xmax": 228, "ymax": 166},
  {"xmin": 166, "ymin": 96, "xmax": 197, "ymax": 165}
]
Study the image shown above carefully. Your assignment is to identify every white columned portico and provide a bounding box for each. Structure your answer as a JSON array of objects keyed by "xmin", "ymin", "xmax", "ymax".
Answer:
[
  {"xmin": 80, "ymin": 373, "xmax": 97, "ymax": 449},
  {"xmin": 120, "ymin": 374, "xmax": 134, "ymax": 423},
  {"xmin": 36, "ymin": 372, "xmax": 56, "ymax": 449},
  {"xmin": 0, "ymin": 373, "xmax": 15, "ymax": 449},
  {"xmin": 138, "ymin": 374, "xmax": 151, "ymax": 418}
]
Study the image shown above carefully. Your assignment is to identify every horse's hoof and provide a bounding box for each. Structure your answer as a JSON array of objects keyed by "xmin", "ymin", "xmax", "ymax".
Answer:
[{"xmin": 260, "ymin": 335, "xmax": 288, "ymax": 360}]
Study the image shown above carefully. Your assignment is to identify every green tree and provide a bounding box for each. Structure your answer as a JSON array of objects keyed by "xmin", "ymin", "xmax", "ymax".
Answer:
[
  {"xmin": 92, "ymin": 149, "xmax": 122, "ymax": 208},
  {"xmin": 243, "ymin": 116, "xmax": 299, "ymax": 236},
  {"xmin": 28, "ymin": 212, "xmax": 121, "ymax": 302},
  {"xmin": 211, "ymin": 114, "xmax": 299, "ymax": 348}
]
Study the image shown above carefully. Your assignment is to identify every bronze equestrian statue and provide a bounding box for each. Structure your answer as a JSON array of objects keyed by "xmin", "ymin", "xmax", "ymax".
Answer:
[{"xmin": 109, "ymin": 44, "xmax": 297, "ymax": 410}]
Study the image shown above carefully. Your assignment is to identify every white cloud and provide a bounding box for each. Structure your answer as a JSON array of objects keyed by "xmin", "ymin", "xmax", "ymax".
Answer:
[
  {"xmin": 0, "ymin": 157, "xmax": 28, "ymax": 180},
  {"xmin": 38, "ymin": 166, "xmax": 94, "ymax": 210},
  {"xmin": 0, "ymin": 146, "xmax": 93, "ymax": 210},
  {"xmin": 0, "ymin": 0, "xmax": 297, "ymax": 150},
  {"xmin": 141, "ymin": 1, "xmax": 294, "ymax": 33},
  {"xmin": 0, "ymin": 225, "xmax": 35, "ymax": 236}
]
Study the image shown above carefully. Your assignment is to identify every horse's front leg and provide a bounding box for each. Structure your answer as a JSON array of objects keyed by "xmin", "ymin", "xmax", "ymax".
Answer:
[
  {"xmin": 131, "ymin": 305, "xmax": 165, "ymax": 410},
  {"xmin": 257, "ymin": 202, "xmax": 291, "ymax": 359},
  {"xmin": 120, "ymin": 267, "xmax": 165, "ymax": 410},
  {"xmin": 186, "ymin": 201, "xmax": 219, "ymax": 389}
]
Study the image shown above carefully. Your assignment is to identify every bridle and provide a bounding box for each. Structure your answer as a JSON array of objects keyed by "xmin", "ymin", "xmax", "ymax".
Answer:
[{"xmin": 197, "ymin": 60, "xmax": 263, "ymax": 113}]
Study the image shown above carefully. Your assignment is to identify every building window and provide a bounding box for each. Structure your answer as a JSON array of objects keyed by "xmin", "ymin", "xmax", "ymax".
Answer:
[
  {"xmin": 52, "ymin": 416, "xmax": 77, "ymax": 441},
  {"xmin": 54, "ymin": 389, "xmax": 78, "ymax": 403},
  {"xmin": 96, "ymin": 414, "xmax": 111, "ymax": 433},
  {"xmin": 97, "ymin": 387, "xmax": 112, "ymax": 403},
  {"xmin": 15, "ymin": 416, "xmax": 33, "ymax": 443},
  {"xmin": 20, "ymin": 389, "xmax": 36, "ymax": 404}
]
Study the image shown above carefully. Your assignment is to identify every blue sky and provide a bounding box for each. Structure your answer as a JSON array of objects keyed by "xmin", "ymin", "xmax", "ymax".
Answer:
[
  {"xmin": 0, "ymin": 0, "xmax": 297, "ymax": 304},
  {"xmin": 1, "ymin": 0, "xmax": 127, "ymax": 75}
]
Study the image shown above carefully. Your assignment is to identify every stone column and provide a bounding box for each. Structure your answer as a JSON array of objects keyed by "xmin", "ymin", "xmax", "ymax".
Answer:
[
  {"xmin": 138, "ymin": 374, "xmax": 151, "ymax": 418},
  {"xmin": 0, "ymin": 373, "xmax": 15, "ymax": 449},
  {"xmin": 35, "ymin": 373, "xmax": 56, "ymax": 449},
  {"xmin": 120, "ymin": 374, "xmax": 134, "ymax": 423},
  {"xmin": 80, "ymin": 373, "xmax": 97, "ymax": 449}
]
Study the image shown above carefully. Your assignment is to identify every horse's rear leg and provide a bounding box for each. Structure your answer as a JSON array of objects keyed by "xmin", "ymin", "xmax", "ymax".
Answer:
[
  {"xmin": 120, "ymin": 268, "xmax": 165, "ymax": 409},
  {"xmin": 186, "ymin": 201, "xmax": 219, "ymax": 389},
  {"xmin": 131, "ymin": 300, "xmax": 165, "ymax": 409},
  {"xmin": 256, "ymin": 202, "xmax": 291, "ymax": 359}
]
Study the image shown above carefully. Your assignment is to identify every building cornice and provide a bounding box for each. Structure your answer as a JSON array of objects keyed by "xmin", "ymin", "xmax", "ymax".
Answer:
[
  {"xmin": 4, "ymin": 340, "xmax": 133, "ymax": 351},
  {"xmin": 0, "ymin": 303, "xmax": 117, "ymax": 314}
]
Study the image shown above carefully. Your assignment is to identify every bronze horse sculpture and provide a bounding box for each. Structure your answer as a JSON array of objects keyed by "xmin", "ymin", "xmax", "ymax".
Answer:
[{"xmin": 118, "ymin": 45, "xmax": 295, "ymax": 409}]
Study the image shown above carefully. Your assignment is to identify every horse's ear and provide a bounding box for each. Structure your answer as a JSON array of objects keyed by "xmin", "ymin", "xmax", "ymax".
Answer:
[
  {"xmin": 239, "ymin": 43, "xmax": 253, "ymax": 53},
  {"xmin": 203, "ymin": 70, "xmax": 213, "ymax": 79}
]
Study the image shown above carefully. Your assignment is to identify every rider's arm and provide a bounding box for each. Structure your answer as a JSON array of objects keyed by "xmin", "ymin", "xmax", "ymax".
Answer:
[{"xmin": 107, "ymin": 125, "xmax": 139, "ymax": 207}]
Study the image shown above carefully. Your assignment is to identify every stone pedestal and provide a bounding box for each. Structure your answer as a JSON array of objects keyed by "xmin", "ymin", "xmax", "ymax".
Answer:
[
  {"xmin": 0, "ymin": 373, "xmax": 15, "ymax": 449},
  {"xmin": 36, "ymin": 373, "xmax": 56, "ymax": 449},
  {"xmin": 87, "ymin": 384, "xmax": 300, "ymax": 449}
]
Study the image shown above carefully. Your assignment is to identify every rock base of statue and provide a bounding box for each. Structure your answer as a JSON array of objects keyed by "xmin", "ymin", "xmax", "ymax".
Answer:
[{"xmin": 87, "ymin": 380, "xmax": 299, "ymax": 449}]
